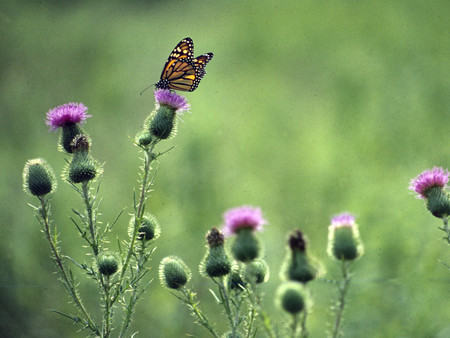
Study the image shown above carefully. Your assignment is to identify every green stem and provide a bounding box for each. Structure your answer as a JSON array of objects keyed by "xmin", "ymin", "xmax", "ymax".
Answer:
[
  {"xmin": 80, "ymin": 182, "xmax": 111, "ymax": 337},
  {"xmin": 39, "ymin": 197, "xmax": 99, "ymax": 335},
  {"xmin": 182, "ymin": 288, "xmax": 220, "ymax": 338},
  {"xmin": 249, "ymin": 282, "xmax": 276, "ymax": 338},
  {"xmin": 81, "ymin": 181, "xmax": 98, "ymax": 257},
  {"xmin": 300, "ymin": 311, "xmax": 308, "ymax": 338},
  {"xmin": 118, "ymin": 142, "xmax": 156, "ymax": 287},
  {"xmin": 332, "ymin": 260, "xmax": 351, "ymax": 338},
  {"xmin": 119, "ymin": 241, "xmax": 149, "ymax": 337},
  {"xmin": 102, "ymin": 275, "xmax": 112, "ymax": 337},
  {"xmin": 291, "ymin": 313, "xmax": 299, "ymax": 338},
  {"xmin": 214, "ymin": 278, "xmax": 236, "ymax": 332},
  {"xmin": 442, "ymin": 216, "xmax": 450, "ymax": 244}
]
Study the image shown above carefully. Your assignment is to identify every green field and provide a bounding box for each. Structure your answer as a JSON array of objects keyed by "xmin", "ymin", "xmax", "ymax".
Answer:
[{"xmin": 1, "ymin": 0, "xmax": 449, "ymax": 336}]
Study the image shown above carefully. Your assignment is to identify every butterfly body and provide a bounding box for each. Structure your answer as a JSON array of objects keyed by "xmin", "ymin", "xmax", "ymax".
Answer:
[{"xmin": 155, "ymin": 38, "xmax": 213, "ymax": 92}]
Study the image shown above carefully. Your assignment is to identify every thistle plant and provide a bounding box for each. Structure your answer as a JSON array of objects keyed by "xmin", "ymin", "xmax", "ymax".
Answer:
[
  {"xmin": 409, "ymin": 167, "xmax": 450, "ymax": 244},
  {"xmin": 23, "ymin": 97, "xmax": 369, "ymax": 337},
  {"xmin": 23, "ymin": 89, "xmax": 190, "ymax": 337},
  {"xmin": 23, "ymin": 73, "xmax": 446, "ymax": 338},
  {"xmin": 326, "ymin": 213, "xmax": 364, "ymax": 338}
]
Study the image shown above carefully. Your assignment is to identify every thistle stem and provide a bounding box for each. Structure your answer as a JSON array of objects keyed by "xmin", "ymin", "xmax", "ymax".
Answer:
[
  {"xmin": 291, "ymin": 313, "xmax": 299, "ymax": 338},
  {"xmin": 119, "ymin": 241, "xmax": 151, "ymax": 337},
  {"xmin": 81, "ymin": 181, "xmax": 98, "ymax": 257},
  {"xmin": 442, "ymin": 216, "xmax": 450, "ymax": 244},
  {"xmin": 332, "ymin": 260, "xmax": 351, "ymax": 338},
  {"xmin": 181, "ymin": 288, "xmax": 220, "ymax": 338},
  {"xmin": 102, "ymin": 275, "xmax": 112, "ymax": 337},
  {"xmin": 214, "ymin": 278, "xmax": 235, "ymax": 330},
  {"xmin": 118, "ymin": 142, "xmax": 157, "ymax": 286},
  {"xmin": 300, "ymin": 311, "xmax": 308, "ymax": 338},
  {"xmin": 39, "ymin": 197, "xmax": 99, "ymax": 335},
  {"xmin": 248, "ymin": 282, "xmax": 276, "ymax": 338}
]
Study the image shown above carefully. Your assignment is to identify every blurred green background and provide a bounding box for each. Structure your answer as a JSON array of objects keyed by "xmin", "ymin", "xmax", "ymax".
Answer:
[{"xmin": 1, "ymin": 0, "xmax": 449, "ymax": 336}]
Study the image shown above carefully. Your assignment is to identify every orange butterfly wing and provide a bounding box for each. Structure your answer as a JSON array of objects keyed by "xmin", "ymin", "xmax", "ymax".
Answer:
[{"xmin": 155, "ymin": 38, "xmax": 213, "ymax": 92}]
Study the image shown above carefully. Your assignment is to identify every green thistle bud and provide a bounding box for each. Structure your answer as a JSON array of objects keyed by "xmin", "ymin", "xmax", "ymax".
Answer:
[
  {"xmin": 136, "ymin": 130, "xmax": 153, "ymax": 147},
  {"xmin": 426, "ymin": 187, "xmax": 450, "ymax": 218},
  {"xmin": 227, "ymin": 267, "xmax": 246, "ymax": 292},
  {"xmin": 276, "ymin": 282, "xmax": 308, "ymax": 315},
  {"xmin": 200, "ymin": 227, "xmax": 231, "ymax": 278},
  {"xmin": 60, "ymin": 123, "xmax": 84, "ymax": 153},
  {"xmin": 149, "ymin": 105, "xmax": 177, "ymax": 140},
  {"xmin": 159, "ymin": 256, "xmax": 191, "ymax": 290},
  {"xmin": 327, "ymin": 213, "xmax": 364, "ymax": 261},
  {"xmin": 281, "ymin": 230, "xmax": 318, "ymax": 283},
  {"xmin": 66, "ymin": 135, "xmax": 100, "ymax": 183},
  {"xmin": 244, "ymin": 259, "xmax": 269, "ymax": 284},
  {"xmin": 70, "ymin": 133, "xmax": 90, "ymax": 152},
  {"xmin": 132, "ymin": 214, "xmax": 161, "ymax": 241},
  {"xmin": 98, "ymin": 252, "xmax": 119, "ymax": 276},
  {"xmin": 23, "ymin": 158, "xmax": 57, "ymax": 196},
  {"xmin": 231, "ymin": 228, "xmax": 260, "ymax": 263}
]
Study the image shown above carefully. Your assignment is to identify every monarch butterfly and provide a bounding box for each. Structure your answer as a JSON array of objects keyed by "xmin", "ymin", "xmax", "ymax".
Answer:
[{"xmin": 155, "ymin": 37, "xmax": 214, "ymax": 92}]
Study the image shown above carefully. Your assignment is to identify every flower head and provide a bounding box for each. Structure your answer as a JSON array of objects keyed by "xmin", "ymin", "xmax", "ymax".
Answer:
[
  {"xmin": 330, "ymin": 212, "xmax": 356, "ymax": 229},
  {"xmin": 276, "ymin": 282, "xmax": 309, "ymax": 315},
  {"xmin": 159, "ymin": 256, "xmax": 191, "ymax": 290},
  {"xmin": 23, "ymin": 158, "xmax": 57, "ymax": 196},
  {"xmin": 222, "ymin": 206, "xmax": 267, "ymax": 237},
  {"xmin": 154, "ymin": 89, "xmax": 190, "ymax": 114},
  {"xmin": 328, "ymin": 212, "xmax": 363, "ymax": 261},
  {"xmin": 281, "ymin": 230, "xmax": 319, "ymax": 283},
  {"xmin": 409, "ymin": 167, "xmax": 449, "ymax": 199},
  {"xmin": 46, "ymin": 103, "xmax": 91, "ymax": 130}
]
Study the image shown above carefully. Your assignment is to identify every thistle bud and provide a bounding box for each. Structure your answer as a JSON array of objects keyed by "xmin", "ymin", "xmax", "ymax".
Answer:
[
  {"xmin": 159, "ymin": 256, "xmax": 191, "ymax": 290},
  {"xmin": 136, "ymin": 130, "xmax": 153, "ymax": 147},
  {"xmin": 222, "ymin": 206, "xmax": 266, "ymax": 263},
  {"xmin": 131, "ymin": 214, "xmax": 161, "ymax": 242},
  {"xmin": 327, "ymin": 213, "xmax": 364, "ymax": 261},
  {"xmin": 200, "ymin": 227, "xmax": 231, "ymax": 278},
  {"xmin": 409, "ymin": 167, "xmax": 450, "ymax": 218},
  {"xmin": 59, "ymin": 124, "xmax": 84, "ymax": 153},
  {"xmin": 281, "ymin": 230, "xmax": 317, "ymax": 283},
  {"xmin": 149, "ymin": 90, "xmax": 189, "ymax": 140},
  {"xmin": 425, "ymin": 187, "xmax": 450, "ymax": 219},
  {"xmin": 98, "ymin": 252, "xmax": 119, "ymax": 276},
  {"xmin": 23, "ymin": 158, "xmax": 57, "ymax": 197},
  {"xmin": 66, "ymin": 135, "xmax": 100, "ymax": 183},
  {"xmin": 244, "ymin": 259, "xmax": 269, "ymax": 284},
  {"xmin": 276, "ymin": 282, "xmax": 308, "ymax": 315},
  {"xmin": 45, "ymin": 103, "xmax": 90, "ymax": 154},
  {"xmin": 227, "ymin": 267, "xmax": 246, "ymax": 292},
  {"xmin": 231, "ymin": 228, "xmax": 260, "ymax": 262}
]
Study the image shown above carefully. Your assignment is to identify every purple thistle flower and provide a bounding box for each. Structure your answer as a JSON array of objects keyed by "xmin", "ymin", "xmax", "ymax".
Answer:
[
  {"xmin": 222, "ymin": 206, "xmax": 267, "ymax": 237},
  {"xmin": 330, "ymin": 212, "xmax": 356, "ymax": 229},
  {"xmin": 154, "ymin": 89, "xmax": 190, "ymax": 114},
  {"xmin": 409, "ymin": 167, "xmax": 449, "ymax": 199},
  {"xmin": 46, "ymin": 103, "xmax": 91, "ymax": 130}
]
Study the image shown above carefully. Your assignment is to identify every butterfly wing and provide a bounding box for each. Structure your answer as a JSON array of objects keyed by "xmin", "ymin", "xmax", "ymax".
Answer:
[
  {"xmin": 155, "ymin": 38, "xmax": 213, "ymax": 92},
  {"xmin": 190, "ymin": 53, "xmax": 214, "ymax": 90}
]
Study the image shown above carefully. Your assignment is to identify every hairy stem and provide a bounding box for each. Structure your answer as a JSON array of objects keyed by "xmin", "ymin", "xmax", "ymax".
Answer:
[
  {"xmin": 82, "ymin": 181, "xmax": 98, "ymax": 257},
  {"xmin": 442, "ymin": 216, "xmax": 450, "ymax": 244},
  {"xmin": 300, "ymin": 311, "xmax": 308, "ymax": 338},
  {"xmin": 118, "ymin": 142, "xmax": 157, "ymax": 287},
  {"xmin": 332, "ymin": 260, "xmax": 351, "ymax": 338},
  {"xmin": 102, "ymin": 275, "xmax": 112, "ymax": 337},
  {"xmin": 181, "ymin": 288, "xmax": 220, "ymax": 338},
  {"xmin": 249, "ymin": 282, "xmax": 275, "ymax": 338},
  {"xmin": 39, "ymin": 197, "xmax": 99, "ymax": 335}
]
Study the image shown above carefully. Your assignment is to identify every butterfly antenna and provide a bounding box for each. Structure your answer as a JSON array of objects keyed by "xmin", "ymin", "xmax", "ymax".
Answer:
[{"xmin": 140, "ymin": 83, "xmax": 155, "ymax": 96}]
